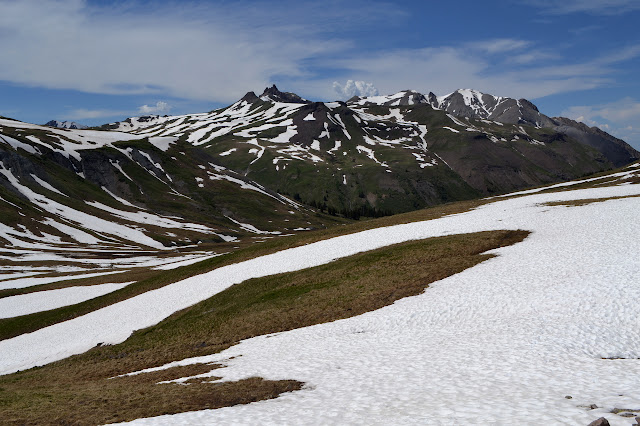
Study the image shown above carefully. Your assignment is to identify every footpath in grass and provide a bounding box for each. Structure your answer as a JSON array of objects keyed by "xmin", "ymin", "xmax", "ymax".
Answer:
[{"xmin": 0, "ymin": 229, "xmax": 528, "ymax": 425}]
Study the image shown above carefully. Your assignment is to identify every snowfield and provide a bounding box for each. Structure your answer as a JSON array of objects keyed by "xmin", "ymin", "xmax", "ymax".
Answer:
[
  {"xmin": 1, "ymin": 172, "xmax": 639, "ymax": 425},
  {"xmin": 0, "ymin": 282, "xmax": 133, "ymax": 318}
]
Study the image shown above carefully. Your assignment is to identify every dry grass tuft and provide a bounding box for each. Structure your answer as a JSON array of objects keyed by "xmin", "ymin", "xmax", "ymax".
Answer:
[{"xmin": 542, "ymin": 193, "xmax": 640, "ymax": 208}]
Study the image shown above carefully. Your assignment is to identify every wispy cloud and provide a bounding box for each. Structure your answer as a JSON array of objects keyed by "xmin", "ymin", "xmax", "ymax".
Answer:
[
  {"xmin": 562, "ymin": 97, "xmax": 640, "ymax": 149},
  {"xmin": 466, "ymin": 39, "xmax": 531, "ymax": 54},
  {"xmin": 524, "ymin": 0, "xmax": 640, "ymax": 15},
  {"xmin": 308, "ymin": 41, "xmax": 640, "ymax": 101},
  {"xmin": 1, "ymin": 0, "xmax": 638, "ymax": 112},
  {"xmin": 66, "ymin": 108, "xmax": 129, "ymax": 120},
  {"xmin": 0, "ymin": 0, "xmax": 395, "ymax": 103}
]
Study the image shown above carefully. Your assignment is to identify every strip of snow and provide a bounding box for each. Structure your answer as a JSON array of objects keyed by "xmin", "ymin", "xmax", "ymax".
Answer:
[
  {"xmin": 152, "ymin": 253, "xmax": 224, "ymax": 270},
  {"xmin": 41, "ymin": 218, "xmax": 102, "ymax": 244},
  {"xmin": 100, "ymin": 187, "xmax": 140, "ymax": 208},
  {"xmin": 225, "ymin": 216, "xmax": 281, "ymax": 235},
  {"xmin": 0, "ymin": 272, "xmax": 42, "ymax": 281},
  {"xmin": 206, "ymin": 171, "xmax": 301, "ymax": 208},
  {"xmin": 0, "ymin": 134, "xmax": 41, "ymax": 155},
  {"xmin": 85, "ymin": 201, "xmax": 213, "ymax": 233},
  {"xmin": 494, "ymin": 168, "xmax": 640, "ymax": 198},
  {"xmin": 442, "ymin": 126, "xmax": 460, "ymax": 133},
  {"xmin": 0, "ymin": 165, "xmax": 165, "ymax": 249},
  {"xmin": 148, "ymin": 137, "xmax": 177, "ymax": 152},
  {"xmin": 29, "ymin": 174, "xmax": 67, "ymax": 197},
  {"xmin": 356, "ymin": 145, "xmax": 387, "ymax": 166},
  {"xmin": 447, "ymin": 113, "xmax": 468, "ymax": 127},
  {"xmin": 110, "ymin": 160, "xmax": 134, "ymax": 182},
  {"xmin": 0, "ymin": 270, "xmax": 125, "ymax": 290},
  {"xmin": 0, "ymin": 282, "xmax": 134, "ymax": 318}
]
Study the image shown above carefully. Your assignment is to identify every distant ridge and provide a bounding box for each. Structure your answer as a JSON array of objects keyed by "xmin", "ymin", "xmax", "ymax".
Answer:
[
  {"xmin": 92, "ymin": 86, "xmax": 638, "ymax": 218},
  {"xmin": 351, "ymin": 88, "xmax": 639, "ymax": 167},
  {"xmin": 44, "ymin": 120, "xmax": 88, "ymax": 130}
]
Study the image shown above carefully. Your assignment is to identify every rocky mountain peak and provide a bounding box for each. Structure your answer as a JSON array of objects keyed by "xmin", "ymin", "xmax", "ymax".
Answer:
[
  {"xmin": 260, "ymin": 85, "xmax": 310, "ymax": 104},
  {"xmin": 44, "ymin": 120, "xmax": 88, "ymax": 130},
  {"xmin": 239, "ymin": 91, "xmax": 259, "ymax": 103}
]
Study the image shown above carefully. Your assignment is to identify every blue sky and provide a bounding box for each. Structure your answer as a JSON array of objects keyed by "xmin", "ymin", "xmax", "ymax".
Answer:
[{"xmin": 1, "ymin": 0, "xmax": 639, "ymax": 148}]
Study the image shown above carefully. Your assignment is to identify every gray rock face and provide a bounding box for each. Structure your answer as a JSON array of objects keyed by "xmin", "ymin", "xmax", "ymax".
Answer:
[
  {"xmin": 44, "ymin": 120, "xmax": 88, "ymax": 130},
  {"xmin": 260, "ymin": 85, "xmax": 310, "ymax": 104},
  {"xmin": 552, "ymin": 117, "xmax": 639, "ymax": 167},
  {"xmin": 427, "ymin": 89, "xmax": 638, "ymax": 167},
  {"xmin": 429, "ymin": 89, "xmax": 555, "ymax": 128}
]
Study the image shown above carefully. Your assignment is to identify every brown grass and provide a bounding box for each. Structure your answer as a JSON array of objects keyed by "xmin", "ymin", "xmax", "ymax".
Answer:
[
  {"xmin": 542, "ymin": 193, "xmax": 640, "ymax": 207},
  {"xmin": 0, "ymin": 229, "xmax": 528, "ymax": 425},
  {"xmin": 0, "ymin": 373, "xmax": 302, "ymax": 425}
]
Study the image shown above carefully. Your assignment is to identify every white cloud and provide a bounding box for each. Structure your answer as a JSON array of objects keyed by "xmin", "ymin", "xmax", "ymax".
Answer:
[
  {"xmin": 138, "ymin": 102, "xmax": 171, "ymax": 115},
  {"xmin": 0, "ymin": 0, "xmax": 372, "ymax": 103},
  {"xmin": 303, "ymin": 42, "xmax": 640, "ymax": 103},
  {"xmin": 67, "ymin": 108, "xmax": 129, "ymax": 120},
  {"xmin": 1, "ymin": 0, "xmax": 638, "ymax": 123},
  {"xmin": 332, "ymin": 80, "xmax": 379, "ymax": 99},
  {"xmin": 563, "ymin": 98, "xmax": 640, "ymax": 125},
  {"xmin": 562, "ymin": 98, "xmax": 640, "ymax": 149},
  {"xmin": 467, "ymin": 39, "xmax": 531, "ymax": 54},
  {"xmin": 525, "ymin": 0, "xmax": 640, "ymax": 14}
]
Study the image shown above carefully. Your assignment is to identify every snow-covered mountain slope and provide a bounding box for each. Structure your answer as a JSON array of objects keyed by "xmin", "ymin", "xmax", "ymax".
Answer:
[
  {"xmin": 1, "ymin": 163, "xmax": 639, "ymax": 425},
  {"xmin": 99, "ymin": 86, "xmax": 629, "ymax": 218},
  {"xmin": 0, "ymin": 117, "xmax": 337, "ymax": 281},
  {"xmin": 352, "ymin": 88, "xmax": 639, "ymax": 168},
  {"xmin": 427, "ymin": 88, "xmax": 555, "ymax": 128}
]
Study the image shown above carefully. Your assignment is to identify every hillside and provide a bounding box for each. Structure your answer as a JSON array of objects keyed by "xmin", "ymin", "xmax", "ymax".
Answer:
[
  {"xmin": 101, "ymin": 86, "xmax": 637, "ymax": 217},
  {"xmin": 0, "ymin": 162, "xmax": 638, "ymax": 425}
]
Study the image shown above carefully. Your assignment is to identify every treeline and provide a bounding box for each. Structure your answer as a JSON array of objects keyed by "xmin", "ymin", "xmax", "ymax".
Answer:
[
  {"xmin": 307, "ymin": 199, "xmax": 390, "ymax": 220},
  {"xmin": 282, "ymin": 191, "xmax": 391, "ymax": 220}
]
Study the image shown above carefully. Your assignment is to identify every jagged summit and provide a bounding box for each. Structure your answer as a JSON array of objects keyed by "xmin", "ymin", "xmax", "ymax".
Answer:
[
  {"xmin": 259, "ymin": 85, "xmax": 310, "ymax": 104},
  {"xmin": 44, "ymin": 120, "xmax": 88, "ymax": 130},
  {"xmin": 239, "ymin": 91, "xmax": 259, "ymax": 103},
  {"xmin": 428, "ymin": 89, "xmax": 556, "ymax": 128},
  {"xmin": 349, "ymin": 90, "xmax": 427, "ymax": 107}
]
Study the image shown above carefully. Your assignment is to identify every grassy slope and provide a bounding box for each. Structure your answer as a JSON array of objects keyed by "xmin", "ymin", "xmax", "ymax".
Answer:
[
  {"xmin": 2, "ymin": 161, "xmax": 635, "ymax": 341},
  {"xmin": 0, "ymin": 197, "xmax": 487, "ymax": 340},
  {"xmin": 0, "ymin": 229, "xmax": 527, "ymax": 425}
]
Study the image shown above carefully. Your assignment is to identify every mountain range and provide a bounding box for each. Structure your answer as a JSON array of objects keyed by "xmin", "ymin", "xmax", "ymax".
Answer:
[
  {"xmin": 103, "ymin": 85, "xmax": 638, "ymax": 214},
  {"xmin": 0, "ymin": 85, "xmax": 638, "ymax": 257}
]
